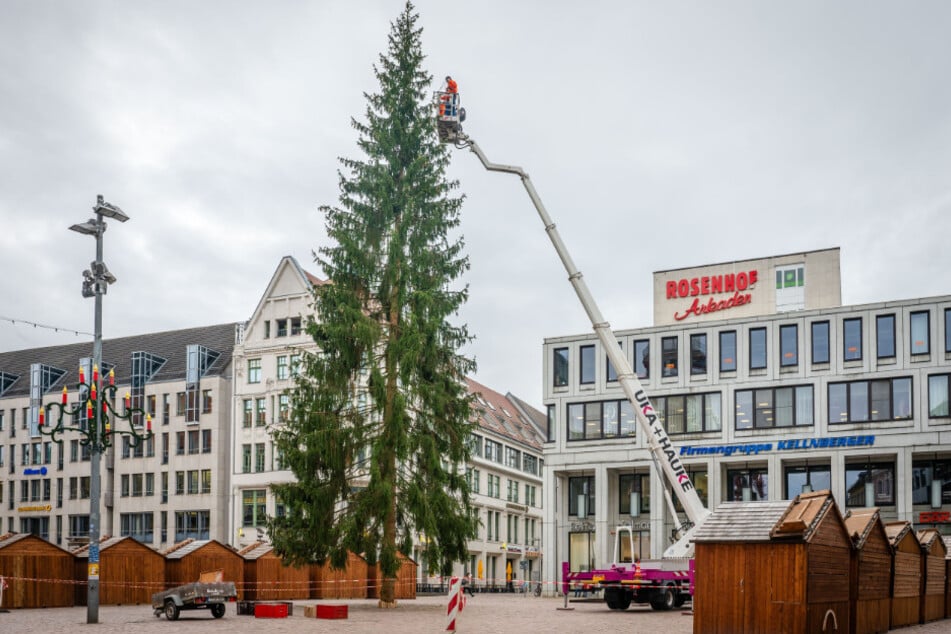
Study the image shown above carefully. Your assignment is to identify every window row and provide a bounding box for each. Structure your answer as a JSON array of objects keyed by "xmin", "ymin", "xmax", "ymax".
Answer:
[
  {"xmin": 564, "ymin": 374, "xmax": 951, "ymax": 440},
  {"xmin": 468, "ymin": 434, "xmax": 543, "ymax": 477},
  {"xmin": 247, "ymin": 354, "xmax": 302, "ymax": 384},
  {"xmin": 263, "ymin": 317, "xmax": 303, "ymax": 339},
  {"xmin": 566, "ymin": 456, "xmax": 951, "ymax": 514},
  {"xmin": 480, "ymin": 508, "xmax": 539, "ymax": 544},
  {"xmin": 553, "ymin": 308, "xmax": 951, "ymax": 386},
  {"xmin": 465, "ymin": 468, "xmax": 540, "ymax": 508}
]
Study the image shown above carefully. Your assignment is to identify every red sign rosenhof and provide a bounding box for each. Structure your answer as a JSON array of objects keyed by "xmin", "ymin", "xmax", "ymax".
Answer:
[{"xmin": 667, "ymin": 270, "xmax": 759, "ymax": 321}]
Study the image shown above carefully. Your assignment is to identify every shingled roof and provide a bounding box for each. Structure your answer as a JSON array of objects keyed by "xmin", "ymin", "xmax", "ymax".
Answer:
[
  {"xmin": 694, "ymin": 490, "xmax": 843, "ymax": 544},
  {"xmin": 693, "ymin": 500, "xmax": 790, "ymax": 543},
  {"xmin": 0, "ymin": 323, "xmax": 238, "ymax": 398},
  {"xmin": 466, "ymin": 377, "xmax": 543, "ymax": 451}
]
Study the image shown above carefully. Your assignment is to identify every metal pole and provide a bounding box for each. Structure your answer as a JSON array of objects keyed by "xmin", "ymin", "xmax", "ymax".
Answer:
[{"xmin": 87, "ymin": 211, "xmax": 104, "ymax": 624}]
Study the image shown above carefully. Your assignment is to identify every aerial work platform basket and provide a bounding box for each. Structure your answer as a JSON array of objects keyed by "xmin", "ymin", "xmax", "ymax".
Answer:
[{"xmin": 434, "ymin": 90, "xmax": 465, "ymax": 143}]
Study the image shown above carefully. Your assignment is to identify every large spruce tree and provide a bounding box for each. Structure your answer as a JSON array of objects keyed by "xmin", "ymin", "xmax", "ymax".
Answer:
[{"xmin": 268, "ymin": 2, "xmax": 476, "ymax": 607}]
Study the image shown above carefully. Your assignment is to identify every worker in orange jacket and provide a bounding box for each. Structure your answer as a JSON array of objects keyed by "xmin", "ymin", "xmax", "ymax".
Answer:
[{"xmin": 440, "ymin": 75, "xmax": 458, "ymax": 116}]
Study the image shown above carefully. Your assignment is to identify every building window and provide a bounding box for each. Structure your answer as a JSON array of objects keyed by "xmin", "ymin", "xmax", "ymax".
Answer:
[
  {"xmin": 779, "ymin": 324, "xmax": 798, "ymax": 367},
  {"xmin": 673, "ymin": 469, "xmax": 708, "ymax": 511},
  {"xmin": 828, "ymin": 377, "xmax": 913, "ymax": 423},
  {"xmin": 505, "ymin": 446, "xmax": 521, "ymax": 470},
  {"xmin": 843, "ymin": 318, "xmax": 862, "ymax": 361},
  {"xmin": 242, "ymin": 445, "xmax": 251, "ymax": 474},
  {"xmin": 876, "ymin": 314, "xmax": 895, "ymax": 359},
  {"xmin": 928, "ymin": 374, "xmax": 950, "ymax": 418},
  {"xmin": 618, "ymin": 473, "xmax": 650, "ymax": 516},
  {"xmin": 276, "ymin": 355, "xmax": 289, "ymax": 380},
  {"xmin": 484, "ymin": 439, "xmax": 502, "ymax": 463},
  {"xmin": 553, "ymin": 348, "xmax": 569, "ymax": 387},
  {"xmin": 812, "ymin": 321, "xmax": 830, "ymax": 364},
  {"xmin": 175, "ymin": 510, "xmax": 210, "ymax": 541},
  {"xmin": 945, "ymin": 308, "xmax": 951, "ymax": 353},
  {"xmin": 175, "ymin": 392, "xmax": 186, "ymax": 417},
  {"xmin": 568, "ymin": 476, "xmax": 595, "ymax": 517},
  {"xmin": 844, "ymin": 462, "xmax": 894, "ymax": 507},
  {"xmin": 546, "ymin": 405, "xmax": 554, "ymax": 442},
  {"xmin": 120, "ymin": 512, "xmax": 154, "ymax": 543},
  {"xmin": 201, "ymin": 429, "xmax": 212, "ymax": 453},
  {"xmin": 661, "ymin": 336, "xmax": 678, "ymax": 377},
  {"xmin": 291, "ymin": 317, "xmax": 302, "ymax": 335},
  {"xmin": 727, "ymin": 467, "xmax": 768, "ymax": 501},
  {"xmin": 690, "ymin": 334, "xmax": 707, "ymax": 375},
  {"xmin": 279, "ymin": 395, "xmax": 290, "ymax": 422},
  {"xmin": 653, "ymin": 392, "xmax": 721, "ymax": 433},
  {"xmin": 606, "ymin": 341, "xmax": 621, "ymax": 383},
  {"xmin": 735, "ymin": 386, "xmax": 813, "ymax": 429},
  {"xmin": 255, "ymin": 443, "xmax": 266, "ymax": 472},
  {"xmin": 634, "ymin": 340, "xmax": 649, "ymax": 379},
  {"xmin": 567, "ymin": 399, "xmax": 636, "ymax": 440},
  {"xmin": 910, "ymin": 310, "xmax": 930, "ymax": 355},
  {"xmin": 243, "ymin": 400, "xmax": 253, "ymax": 428},
  {"xmin": 256, "ymin": 398, "xmax": 266, "ymax": 426},
  {"xmin": 241, "ymin": 490, "xmax": 267, "ymax": 528},
  {"xmin": 201, "ymin": 390, "xmax": 212, "ymax": 414},
  {"xmin": 248, "ymin": 358, "xmax": 262, "ymax": 384},
  {"xmin": 784, "ymin": 464, "xmax": 831, "ymax": 497},
  {"xmin": 749, "ymin": 328, "xmax": 767, "ymax": 370},
  {"xmin": 276, "ymin": 319, "xmax": 288, "ymax": 337},
  {"xmin": 579, "ymin": 345, "xmax": 595, "ymax": 385},
  {"xmin": 911, "ymin": 457, "xmax": 951, "ymax": 506},
  {"xmin": 719, "ymin": 331, "xmax": 736, "ymax": 372}
]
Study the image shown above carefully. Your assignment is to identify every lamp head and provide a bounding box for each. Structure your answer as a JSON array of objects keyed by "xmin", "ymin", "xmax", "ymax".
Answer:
[
  {"xmin": 93, "ymin": 195, "xmax": 129, "ymax": 222},
  {"xmin": 69, "ymin": 220, "xmax": 98, "ymax": 236}
]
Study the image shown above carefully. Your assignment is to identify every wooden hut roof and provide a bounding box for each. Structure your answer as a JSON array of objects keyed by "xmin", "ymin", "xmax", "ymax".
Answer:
[
  {"xmin": 885, "ymin": 521, "xmax": 920, "ymax": 549},
  {"xmin": 71, "ymin": 535, "xmax": 159, "ymax": 558},
  {"xmin": 917, "ymin": 529, "xmax": 948, "ymax": 556},
  {"xmin": 237, "ymin": 541, "xmax": 273, "ymax": 560},
  {"xmin": 769, "ymin": 490, "xmax": 844, "ymax": 542},
  {"xmin": 843, "ymin": 507, "xmax": 887, "ymax": 549},
  {"xmin": 693, "ymin": 500, "xmax": 791, "ymax": 542},
  {"xmin": 162, "ymin": 539, "xmax": 237, "ymax": 559},
  {"xmin": 0, "ymin": 532, "xmax": 73, "ymax": 555},
  {"xmin": 943, "ymin": 536, "xmax": 951, "ymax": 558}
]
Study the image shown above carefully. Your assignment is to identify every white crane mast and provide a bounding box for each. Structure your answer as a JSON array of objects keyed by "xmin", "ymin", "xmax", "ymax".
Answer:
[{"xmin": 436, "ymin": 99, "xmax": 711, "ymax": 555}]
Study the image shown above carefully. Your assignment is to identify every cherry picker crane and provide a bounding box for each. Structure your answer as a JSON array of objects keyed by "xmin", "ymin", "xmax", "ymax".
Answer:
[{"xmin": 436, "ymin": 89, "xmax": 711, "ymax": 611}]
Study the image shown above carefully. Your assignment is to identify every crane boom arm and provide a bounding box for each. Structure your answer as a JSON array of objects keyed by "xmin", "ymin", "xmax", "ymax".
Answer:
[{"xmin": 465, "ymin": 138, "xmax": 711, "ymax": 547}]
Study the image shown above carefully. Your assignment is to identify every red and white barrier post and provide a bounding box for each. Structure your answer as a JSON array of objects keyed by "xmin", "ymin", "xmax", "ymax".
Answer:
[{"xmin": 446, "ymin": 576, "xmax": 461, "ymax": 631}]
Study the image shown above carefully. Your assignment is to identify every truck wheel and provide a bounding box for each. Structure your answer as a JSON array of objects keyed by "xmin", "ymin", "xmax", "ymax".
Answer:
[
  {"xmin": 211, "ymin": 603, "xmax": 226, "ymax": 619},
  {"xmin": 164, "ymin": 600, "xmax": 180, "ymax": 621},
  {"xmin": 674, "ymin": 593, "xmax": 686, "ymax": 608},
  {"xmin": 650, "ymin": 587, "xmax": 675, "ymax": 611}
]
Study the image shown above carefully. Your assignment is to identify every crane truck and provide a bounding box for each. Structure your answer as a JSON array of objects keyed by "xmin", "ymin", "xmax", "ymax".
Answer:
[{"xmin": 436, "ymin": 90, "xmax": 711, "ymax": 611}]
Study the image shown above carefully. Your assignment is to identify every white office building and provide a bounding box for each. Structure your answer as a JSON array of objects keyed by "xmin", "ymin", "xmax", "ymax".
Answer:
[{"xmin": 541, "ymin": 247, "xmax": 951, "ymax": 584}]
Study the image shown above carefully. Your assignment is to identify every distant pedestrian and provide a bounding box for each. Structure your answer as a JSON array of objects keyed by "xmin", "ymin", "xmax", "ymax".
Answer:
[{"xmin": 462, "ymin": 572, "xmax": 475, "ymax": 597}]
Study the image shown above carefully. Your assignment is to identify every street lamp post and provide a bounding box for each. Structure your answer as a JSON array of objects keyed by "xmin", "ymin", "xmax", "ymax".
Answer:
[{"xmin": 39, "ymin": 195, "xmax": 152, "ymax": 624}]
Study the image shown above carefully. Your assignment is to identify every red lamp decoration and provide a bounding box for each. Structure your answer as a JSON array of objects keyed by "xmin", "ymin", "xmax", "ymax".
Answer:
[{"xmin": 38, "ymin": 363, "xmax": 153, "ymax": 451}]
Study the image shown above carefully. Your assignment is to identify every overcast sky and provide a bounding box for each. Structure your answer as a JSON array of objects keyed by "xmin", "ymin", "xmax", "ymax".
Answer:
[{"xmin": 2, "ymin": 1, "xmax": 950, "ymax": 409}]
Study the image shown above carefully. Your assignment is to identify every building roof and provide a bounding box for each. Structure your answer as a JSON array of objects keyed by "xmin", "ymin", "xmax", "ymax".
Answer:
[
  {"xmin": 0, "ymin": 323, "xmax": 238, "ymax": 398},
  {"xmin": 237, "ymin": 541, "xmax": 273, "ymax": 559},
  {"xmin": 0, "ymin": 531, "xmax": 73, "ymax": 554},
  {"xmin": 466, "ymin": 377, "xmax": 543, "ymax": 451},
  {"xmin": 916, "ymin": 529, "xmax": 947, "ymax": 555},
  {"xmin": 694, "ymin": 490, "xmax": 843, "ymax": 544},
  {"xmin": 843, "ymin": 508, "xmax": 886, "ymax": 549},
  {"xmin": 693, "ymin": 500, "xmax": 791, "ymax": 543},
  {"xmin": 884, "ymin": 521, "xmax": 918, "ymax": 547}
]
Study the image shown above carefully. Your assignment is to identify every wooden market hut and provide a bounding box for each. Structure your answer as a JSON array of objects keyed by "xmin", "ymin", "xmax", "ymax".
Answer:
[
  {"xmin": 944, "ymin": 536, "xmax": 951, "ymax": 619},
  {"xmin": 843, "ymin": 508, "xmax": 892, "ymax": 634},
  {"xmin": 364, "ymin": 552, "xmax": 417, "ymax": 600},
  {"xmin": 162, "ymin": 539, "xmax": 244, "ymax": 599},
  {"xmin": 885, "ymin": 521, "xmax": 922, "ymax": 629},
  {"xmin": 311, "ymin": 551, "xmax": 368, "ymax": 599},
  {"xmin": 693, "ymin": 490, "xmax": 853, "ymax": 634},
  {"xmin": 0, "ymin": 532, "xmax": 75, "ymax": 608},
  {"xmin": 916, "ymin": 528, "xmax": 948, "ymax": 624},
  {"xmin": 239, "ymin": 541, "xmax": 311, "ymax": 600},
  {"xmin": 72, "ymin": 536, "xmax": 165, "ymax": 606}
]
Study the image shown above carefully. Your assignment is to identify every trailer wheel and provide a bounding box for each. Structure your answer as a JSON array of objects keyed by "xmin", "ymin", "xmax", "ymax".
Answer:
[
  {"xmin": 650, "ymin": 587, "xmax": 676, "ymax": 611},
  {"xmin": 211, "ymin": 603, "xmax": 226, "ymax": 618},
  {"xmin": 164, "ymin": 600, "xmax": 180, "ymax": 621}
]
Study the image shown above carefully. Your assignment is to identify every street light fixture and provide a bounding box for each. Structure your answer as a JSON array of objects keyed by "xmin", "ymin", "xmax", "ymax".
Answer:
[{"xmin": 39, "ymin": 194, "xmax": 150, "ymax": 625}]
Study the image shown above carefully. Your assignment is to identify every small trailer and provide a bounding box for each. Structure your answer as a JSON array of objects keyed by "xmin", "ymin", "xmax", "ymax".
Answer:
[{"xmin": 152, "ymin": 569, "xmax": 237, "ymax": 620}]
